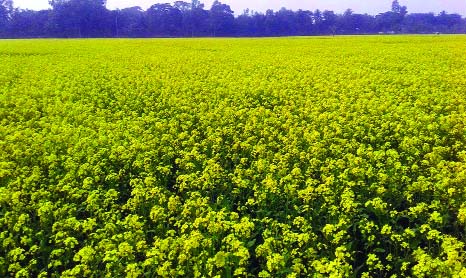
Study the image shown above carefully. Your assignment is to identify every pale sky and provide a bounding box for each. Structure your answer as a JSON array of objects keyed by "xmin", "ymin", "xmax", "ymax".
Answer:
[{"xmin": 12, "ymin": 0, "xmax": 466, "ymax": 16}]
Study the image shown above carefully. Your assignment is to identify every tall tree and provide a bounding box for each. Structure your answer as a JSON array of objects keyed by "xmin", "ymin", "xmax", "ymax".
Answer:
[
  {"xmin": 391, "ymin": 0, "xmax": 406, "ymax": 15},
  {"xmin": 209, "ymin": 1, "xmax": 234, "ymax": 36},
  {"xmin": 113, "ymin": 6, "xmax": 146, "ymax": 37},
  {"xmin": 184, "ymin": 0, "xmax": 209, "ymax": 36},
  {"xmin": 391, "ymin": 0, "xmax": 407, "ymax": 31},
  {"xmin": 313, "ymin": 9, "xmax": 323, "ymax": 34},
  {"xmin": 436, "ymin": 11, "xmax": 464, "ymax": 33},
  {"xmin": 322, "ymin": 10, "xmax": 337, "ymax": 34},
  {"xmin": 49, "ymin": 0, "xmax": 110, "ymax": 37},
  {"xmin": 275, "ymin": 8, "xmax": 298, "ymax": 36},
  {"xmin": 9, "ymin": 9, "xmax": 52, "ymax": 38},
  {"xmin": 375, "ymin": 0, "xmax": 408, "ymax": 32},
  {"xmin": 0, "ymin": 0, "xmax": 13, "ymax": 31},
  {"xmin": 147, "ymin": 3, "xmax": 182, "ymax": 36},
  {"xmin": 295, "ymin": 10, "xmax": 313, "ymax": 35}
]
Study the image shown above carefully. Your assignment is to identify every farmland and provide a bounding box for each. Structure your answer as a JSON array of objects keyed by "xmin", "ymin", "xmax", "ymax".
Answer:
[{"xmin": 1, "ymin": 36, "xmax": 466, "ymax": 277}]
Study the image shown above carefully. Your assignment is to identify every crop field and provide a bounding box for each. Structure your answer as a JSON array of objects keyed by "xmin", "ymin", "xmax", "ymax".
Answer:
[{"xmin": 1, "ymin": 36, "xmax": 466, "ymax": 277}]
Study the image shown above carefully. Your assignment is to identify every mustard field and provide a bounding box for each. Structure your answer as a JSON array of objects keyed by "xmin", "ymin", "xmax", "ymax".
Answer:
[{"xmin": 1, "ymin": 36, "xmax": 466, "ymax": 277}]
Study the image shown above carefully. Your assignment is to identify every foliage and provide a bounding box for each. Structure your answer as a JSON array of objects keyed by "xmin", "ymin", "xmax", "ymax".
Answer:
[
  {"xmin": 0, "ymin": 0, "xmax": 13, "ymax": 29},
  {"xmin": 1, "ymin": 0, "xmax": 466, "ymax": 38},
  {"xmin": 1, "ymin": 36, "xmax": 466, "ymax": 277}
]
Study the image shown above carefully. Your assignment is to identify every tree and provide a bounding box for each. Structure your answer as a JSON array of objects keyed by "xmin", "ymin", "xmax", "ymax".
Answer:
[
  {"xmin": 235, "ymin": 9, "xmax": 253, "ymax": 36},
  {"xmin": 375, "ymin": 1, "xmax": 408, "ymax": 33},
  {"xmin": 391, "ymin": 0, "xmax": 407, "ymax": 15},
  {"xmin": 393, "ymin": 1, "xmax": 407, "ymax": 16},
  {"xmin": 275, "ymin": 8, "xmax": 299, "ymax": 36},
  {"xmin": 322, "ymin": 10, "xmax": 337, "ymax": 35},
  {"xmin": 295, "ymin": 10, "xmax": 313, "ymax": 35},
  {"xmin": 436, "ymin": 11, "xmax": 464, "ymax": 33},
  {"xmin": 402, "ymin": 13, "xmax": 436, "ymax": 33},
  {"xmin": 209, "ymin": 1, "xmax": 234, "ymax": 36},
  {"xmin": 9, "ymin": 9, "xmax": 52, "ymax": 38},
  {"xmin": 391, "ymin": 0, "xmax": 407, "ymax": 31},
  {"xmin": 174, "ymin": 1, "xmax": 190, "ymax": 13},
  {"xmin": 113, "ymin": 6, "xmax": 146, "ymax": 37},
  {"xmin": 337, "ymin": 9, "xmax": 375, "ymax": 34},
  {"xmin": 0, "ymin": 0, "xmax": 13, "ymax": 31},
  {"xmin": 1, "ymin": 0, "xmax": 466, "ymax": 38},
  {"xmin": 49, "ymin": 0, "xmax": 110, "ymax": 37},
  {"xmin": 392, "ymin": 0, "xmax": 401, "ymax": 13},
  {"xmin": 184, "ymin": 0, "xmax": 209, "ymax": 36},
  {"xmin": 313, "ymin": 9, "xmax": 323, "ymax": 34},
  {"xmin": 338, "ymin": 9, "xmax": 355, "ymax": 34},
  {"xmin": 146, "ymin": 3, "xmax": 183, "ymax": 36}
]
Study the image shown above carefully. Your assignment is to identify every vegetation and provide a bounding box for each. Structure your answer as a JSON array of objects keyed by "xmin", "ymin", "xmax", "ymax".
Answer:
[
  {"xmin": 0, "ymin": 0, "xmax": 465, "ymax": 38},
  {"xmin": 1, "ymin": 36, "xmax": 466, "ymax": 277}
]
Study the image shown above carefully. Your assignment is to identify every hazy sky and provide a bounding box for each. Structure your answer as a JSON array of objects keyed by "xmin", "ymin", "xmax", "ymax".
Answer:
[{"xmin": 13, "ymin": 0, "xmax": 466, "ymax": 15}]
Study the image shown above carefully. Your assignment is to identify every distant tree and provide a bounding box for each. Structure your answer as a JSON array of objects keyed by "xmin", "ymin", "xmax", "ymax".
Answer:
[
  {"xmin": 391, "ymin": 0, "xmax": 407, "ymax": 31},
  {"xmin": 167, "ymin": 0, "xmax": 210, "ymax": 37},
  {"xmin": 352, "ymin": 13, "xmax": 377, "ymax": 34},
  {"xmin": 401, "ymin": 11, "xmax": 465, "ymax": 34},
  {"xmin": 262, "ymin": 9, "xmax": 276, "ymax": 36},
  {"xmin": 275, "ymin": 8, "xmax": 299, "ymax": 36},
  {"xmin": 337, "ymin": 9, "xmax": 376, "ymax": 34},
  {"xmin": 1, "ymin": 0, "xmax": 466, "ymax": 38},
  {"xmin": 172, "ymin": 1, "xmax": 190, "ymax": 35},
  {"xmin": 209, "ymin": 1, "xmax": 234, "ymax": 36},
  {"xmin": 9, "ymin": 9, "xmax": 52, "ymax": 37},
  {"xmin": 235, "ymin": 9, "xmax": 253, "ymax": 36},
  {"xmin": 191, "ymin": 0, "xmax": 203, "ymax": 10},
  {"xmin": 174, "ymin": 1, "xmax": 190, "ymax": 13},
  {"xmin": 313, "ymin": 9, "xmax": 323, "ymax": 34},
  {"xmin": 402, "ymin": 13, "xmax": 436, "ymax": 33},
  {"xmin": 113, "ymin": 6, "xmax": 146, "ymax": 37},
  {"xmin": 185, "ymin": 0, "xmax": 209, "ymax": 36},
  {"xmin": 147, "ymin": 3, "xmax": 183, "ymax": 36},
  {"xmin": 435, "ymin": 11, "xmax": 464, "ymax": 33},
  {"xmin": 49, "ymin": 0, "xmax": 110, "ymax": 37},
  {"xmin": 295, "ymin": 10, "xmax": 313, "ymax": 35},
  {"xmin": 252, "ymin": 12, "xmax": 267, "ymax": 36},
  {"xmin": 391, "ymin": 1, "xmax": 401, "ymax": 13},
  {"xmin": 0, "ymin": 0, "xmax": 12, "ymax": 18},
  {"xmin": 339, "ymin": 9, "xmax": 356, "ymax": 34},
  {"xmin": 322, "ymin": 10, "xmax": 337, "ymax": 35},
  {"xmin": 0, "ymin": 0, "xmax": 13, "ymax": 32}
]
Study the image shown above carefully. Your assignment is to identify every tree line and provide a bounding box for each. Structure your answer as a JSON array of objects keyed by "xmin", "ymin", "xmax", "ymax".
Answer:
[{"xmin": 0, "ymin": 0, "xmax": 465, "ymax": 38}]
